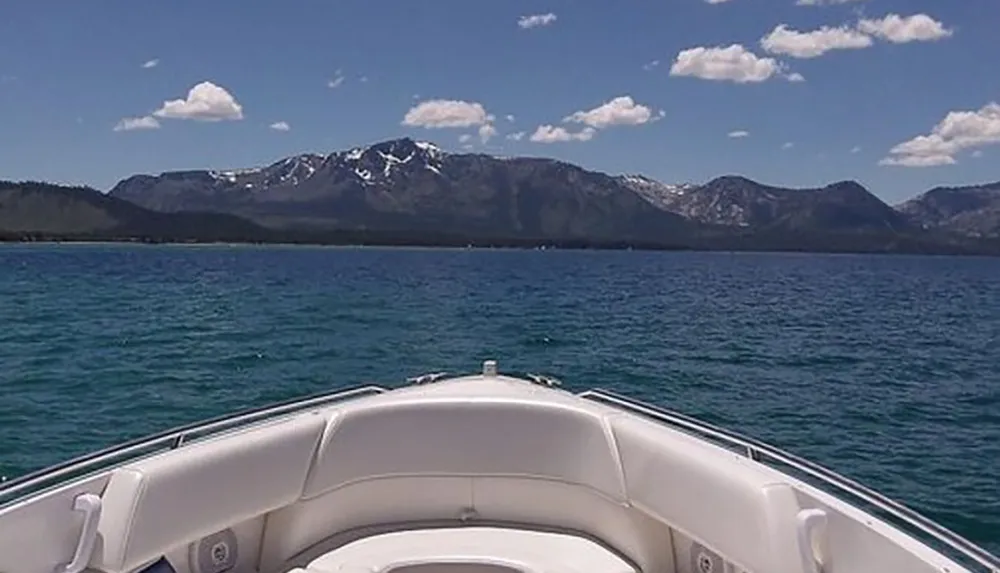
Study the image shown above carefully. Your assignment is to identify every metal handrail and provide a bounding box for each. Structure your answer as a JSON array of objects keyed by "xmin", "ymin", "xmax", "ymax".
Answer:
[
  {"xmin": 577, "ymin": 388, "xmax": 1000, "ymax": 573},
  {"xmin": 0, "ymin": 384, "xmax": 387, "ymax": 505}
]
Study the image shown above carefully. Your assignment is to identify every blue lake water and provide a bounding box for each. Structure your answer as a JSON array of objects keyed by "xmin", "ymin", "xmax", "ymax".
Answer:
[{"xmin": 0, "ymin": 244, "xmax": 997, "ymax": 553}]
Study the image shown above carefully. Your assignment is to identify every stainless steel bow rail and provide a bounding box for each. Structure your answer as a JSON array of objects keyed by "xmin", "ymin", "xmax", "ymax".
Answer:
[
  {"xmin": 577, "ymin": 388, "xmax": 1000, "ymax": 573},
  {"xmin": 0, "ymin": 385, "xmax": 387, "ymax": 507}
]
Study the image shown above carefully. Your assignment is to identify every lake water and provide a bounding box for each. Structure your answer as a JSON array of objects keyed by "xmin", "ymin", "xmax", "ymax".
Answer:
[{"xmin": 0, "ymin": 244, "xmax": 997, "ymax": 553}]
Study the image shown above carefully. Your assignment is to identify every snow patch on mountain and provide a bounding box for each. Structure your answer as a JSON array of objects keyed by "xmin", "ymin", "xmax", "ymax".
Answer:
[{"xmin": 617, "ymin": 174, "xmax": 697, "ymax": 211}]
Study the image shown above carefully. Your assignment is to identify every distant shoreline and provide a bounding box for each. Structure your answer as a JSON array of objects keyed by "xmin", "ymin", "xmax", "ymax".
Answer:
[{"xmin": 3, "ymin": 233, "xmax": 999, "ymax": 258}]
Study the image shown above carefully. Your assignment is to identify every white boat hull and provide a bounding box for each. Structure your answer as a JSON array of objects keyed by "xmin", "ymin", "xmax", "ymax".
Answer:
[{"xmin": 0, "ymin": 362, "xmax": 995, "ymax": 573}]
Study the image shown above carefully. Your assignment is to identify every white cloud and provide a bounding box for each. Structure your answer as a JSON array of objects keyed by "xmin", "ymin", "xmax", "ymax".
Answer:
[
  {"xmin": 705, "ymin": 0, "xmax": 733, "ymax": 4},
  {"xmin": 142, "ymin": 59, "xmax": 159, "ymax": 69},
  {"xmin": 880, "ymin": 153, "xmax": 955, "ymax": 168},
  {"xmin": 563, "ymin": 96, "xmax": 656, "ymax": 129},
  {"xmin": 113, "ymin": 116, "xmax": 160, "ymax": 132},
  {"xmin": 402, "ymin": 99, "xmax": 491, "ymax": 128},
  {"xmin": 728, "ymin": 130, "xmax": 750, "ymax": 138},
  {"xmin": 518, "ymin": 13, "xmax": 557, "ymax": 29},
  {"xmin": 670, "ymin": 44, "xmax": 784, "ymax": 83},
  {"xmin": 153, "ymin": 81, "xmax": 244, "ymax": 122},
  {"xmin": 796, "ymin": 0, "xmax": 865, "ymax": 5},
  {"xmin": 328, "ymin": 71, "xmax": 345, "ymax": 89},
  {"xmin": 642, "ymin": 60, "xmax": 660, "ymax": 71},
  {"xmin": 458, "ymin": 134, "xmax": 472, "ymax": 143},
  {"xmin": 507, "ymin": 131, "xmax": 526, "ymax": 141},
  {"xmin": 761, "ymin": 24, "xmax": 872, "ymax": 58},
  {"xmin": 505, "ymin": 114, "xmax": 515, "ymax": 122},
  {"xmin": 880, "ymin": 102, "xmax": 1000, "ymax": 167},
  {"xmin": 359, "ymin": 76, "xmax": 369, "ymax": 83},
  {"xmin": 478, "ymin": 123, "xmax": 497, "ymax": 143},
  {"xmin": 269, "ymin": 121, "xmax": 290, "ymax": 131},
  {"xmin": 529, "ymin": 125, "xmax": 596, "ymax": 143},
  {"xmin": 786, "ymin": 72, "xmax": 806, "ymax": 82},
  {"xmin": 851, "ymin": 145, "xmax": 862, "ymax": 154},
  {"xmin": 858, "ymin": 13, "xmax": 953, "ymax": 43},
  {"xmin": 782, "ymin": 142, "xmax": 795, "ymax": 149}
]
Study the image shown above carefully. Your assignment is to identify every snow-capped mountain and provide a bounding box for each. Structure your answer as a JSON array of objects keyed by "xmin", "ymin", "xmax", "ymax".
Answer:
[
  {"xmin": 621, "ymin": 174, "xmax": 911, "ymax": 232},
  {"xmin": 109, "ymin": 138, "xmax": 691, "ymax": 240},
  {"xmin": 109, "ymin": 137, "xmax": 916, "ymax": 238},
  {"xmin": 204, "ymin": 139, "xmax": 445, "ymax": 192}
]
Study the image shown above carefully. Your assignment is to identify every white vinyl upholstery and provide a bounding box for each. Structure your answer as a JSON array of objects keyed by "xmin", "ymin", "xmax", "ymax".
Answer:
[
  {"xmin": 91, "ymin": 412, "xmax": 327, "ymax": 573},
  {"xmin": 260, "ymin": 397, "xmax": 635, "ymax": 571},
  {"xmin": 305, "ymin": 527, "xmax": 638, "ymax": 573},
  {"xmin": 260, "ymin": 477, "xmax": 476, "ymax": 571},
  {"xmin": 470, "ymin": 478, "xmax": 674, "ymax": 573},
  {"xmin": 301, "ymin": 398, "xmax": 628, "ymax": 501},
  {"xmin": 610, "ymin": 414, "xmax": 804, "ymax": 573}
]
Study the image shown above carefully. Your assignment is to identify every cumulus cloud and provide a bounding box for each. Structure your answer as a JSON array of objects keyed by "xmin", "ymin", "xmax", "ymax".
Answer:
[
  {"xmin": 402, "ymin": 99, "xmax": 491, "ymax": 128},
  {"xmin": 761, "ymin": 24, "xmax": 872, "ymax": 58},
  {"xmin": 527, "ymin": 95, "xmax": 661, "ymax": 144},
  {"xmin": 786, "ymin": 72, "xmax": 806, "ymax": 82},
  {"xmin": 518, "ymin": 13, "xmax": 557, "ymax": 29},
  {"xmin": 141, "ymin": 59, "xmax": 159, "ymax": 69},
  {"xmin": 529, "ymin": 125, "xmax": 596, "ymax": 143},
  {"xmin": 113, "ymin": 116, "xmax": 160, "ymax": 132},
  {"xmin": 728, "ymin": 130, "xmax": 750, "ymax": 138},
  {"xmin": 269, "ymin": 121, "xmax": 290, "ymax": 131},
  {"xmin": 505, "ymin": 114, "xmax": 515, "ymax": 122},
  {"xmin": 563, "ymin": 96, "xmax": 657, "ymax": 129},
  {"xmin": 880, "ymin": 102, "xmax": 1000, "ymax": 167},
  {"xmin": 153, "ymin": 81, "xmax": 244, "ymax": 122},
  {"xmin": 670, "ymin": 44, "xmax": 785, "ymax": 83},
  {"xmin": 403, "ymin": 98, "xmax": 497, "ymax": 145},
  {"xmin": 858, "ymin": 13, "xmax": 953, "ymax": 43}
]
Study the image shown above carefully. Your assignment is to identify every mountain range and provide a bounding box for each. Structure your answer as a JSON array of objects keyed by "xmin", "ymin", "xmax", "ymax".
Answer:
[{"xmin": 3, "ymin": 137, "xmax": 1000, "ymax": 255}]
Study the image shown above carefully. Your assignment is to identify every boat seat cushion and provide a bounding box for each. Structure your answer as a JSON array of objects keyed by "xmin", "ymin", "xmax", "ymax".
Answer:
[
  {"xmin": 304, "ymin": 526, "xmax": 637, "ymax": 573},
  {"xmin": 301, "ymin": 399, "xmax": 628, "ymax": 502},
  {"xmin": 610, "ymin": 415, "xmax": 804, "ymax": 573},
  {"xmin": 91, "ymin": 413, "xmax": 327, "ymax": 573}
]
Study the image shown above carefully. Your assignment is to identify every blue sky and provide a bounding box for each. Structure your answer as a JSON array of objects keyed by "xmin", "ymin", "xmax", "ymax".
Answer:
[{"xmin": 0, "ymin": 0, "xmax": 997, "ymax": 204}]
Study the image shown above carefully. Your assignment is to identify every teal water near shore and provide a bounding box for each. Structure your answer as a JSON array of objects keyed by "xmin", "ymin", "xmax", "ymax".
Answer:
[{"xmin": 0, "ymin": 244, "xmax": 997, "ymax": 553}]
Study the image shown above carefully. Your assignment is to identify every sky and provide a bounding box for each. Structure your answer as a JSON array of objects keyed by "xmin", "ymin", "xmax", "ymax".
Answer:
[{"xmin": 0, "ymin": 0, "xmax": 997, "ymax": 204}]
